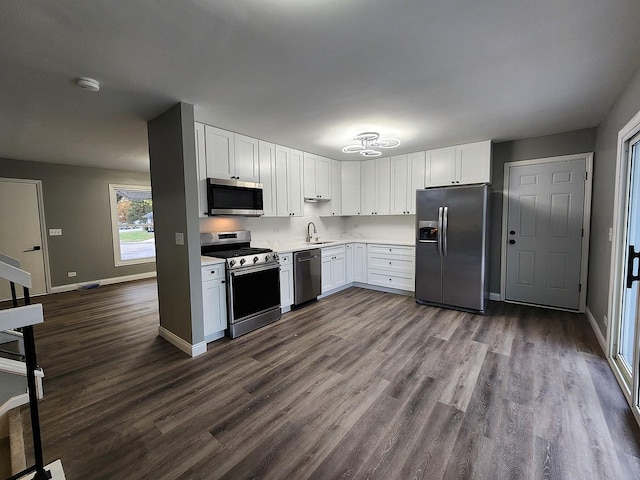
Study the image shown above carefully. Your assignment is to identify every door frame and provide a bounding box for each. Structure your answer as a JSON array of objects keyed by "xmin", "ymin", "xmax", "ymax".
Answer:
[
  {"xmin": 608, "ymin": 108, "xmax": 640, "ymax": 410},
  {"xmin": 500, "ymin": 153, "xmax": 593, "ymax": 312},
  {"xmin": 0, "ymin": 177, "xmax": 51, "ymax": 296}
]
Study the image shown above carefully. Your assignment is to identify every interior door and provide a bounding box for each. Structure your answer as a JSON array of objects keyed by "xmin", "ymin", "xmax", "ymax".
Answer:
[
  {"xmin": 0, "ymin": 180, "xmax": 47, "ymax": 300},
  {"xmin": 505, "ymin": 158, "xmax": 586, "ymax": 310}
]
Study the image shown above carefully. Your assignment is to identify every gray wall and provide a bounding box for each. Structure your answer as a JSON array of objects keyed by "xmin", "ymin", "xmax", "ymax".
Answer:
[
  {"xmin": 489, "ymin": 128, "xmax": 598, "ymax": 294},
  {"xmin": 147, "ymin": 102, "xmax": 204, "ymax": 345},
  {"xmin": 1, "ymin": 158, "xmax": 154, "ymax": 286},
  {"xmin": 588, "ymin": 66, "xmax": 640, "ymax": 336}
]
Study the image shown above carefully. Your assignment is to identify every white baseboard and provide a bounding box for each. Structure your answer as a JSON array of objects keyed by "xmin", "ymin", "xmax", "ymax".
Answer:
[
  {"xmin": 489, "ymin": 292, "xmax": 501, "ymax": 301},
  {"xmin": 585, "ymin": 306, "xmax": 608, "ymax": 355},
  {"xmin": 50, "ymin": 271, "xmax": 156, "ymax": 294},
  {"xmin": 158, "ymin": 326, "xmax": 206, "ymax": 357}
]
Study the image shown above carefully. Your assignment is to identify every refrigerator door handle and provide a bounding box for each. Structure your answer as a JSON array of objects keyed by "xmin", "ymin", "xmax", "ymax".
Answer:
[
  {"xmin": 437, "ymin": 206, "xmax": 444, "ymax": 257},
  {"xmin": 443, "ymin": 206, "xmax": 449, "ymax": 256}
]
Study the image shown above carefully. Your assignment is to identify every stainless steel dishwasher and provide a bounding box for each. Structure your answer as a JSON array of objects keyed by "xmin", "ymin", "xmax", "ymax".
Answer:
[{"xmin": 293, "ymin": 248, "xmax": 322, "ymax": 306}]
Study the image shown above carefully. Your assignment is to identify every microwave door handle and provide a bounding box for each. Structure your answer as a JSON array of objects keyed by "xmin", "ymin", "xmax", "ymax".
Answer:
[{"xmin": 437, "ymin": 207, "xmax": 443, "ymax": 257}]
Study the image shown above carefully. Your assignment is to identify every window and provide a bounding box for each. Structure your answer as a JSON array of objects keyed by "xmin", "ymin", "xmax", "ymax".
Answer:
[{"xmin": 109, "ymin": 185, "xmax": 155, "ymax": 266}]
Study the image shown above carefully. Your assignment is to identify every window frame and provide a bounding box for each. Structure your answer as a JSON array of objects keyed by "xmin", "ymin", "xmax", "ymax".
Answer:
[{"xmin": 108, "ymin": 184, "xmax": 156, "ymax": 267}]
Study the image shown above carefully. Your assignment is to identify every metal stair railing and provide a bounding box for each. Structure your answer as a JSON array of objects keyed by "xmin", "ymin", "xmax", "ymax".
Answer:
[{"xmin": 1, "ymin": 255, "xmax": 50, "ymax": 480}]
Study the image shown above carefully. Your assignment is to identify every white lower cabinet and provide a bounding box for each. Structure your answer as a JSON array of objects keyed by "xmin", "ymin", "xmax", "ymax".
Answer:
[
  {"xmin": 345, "ymin": 243, "xmax": 354, "ymax": 283},
  {"xmin": 201, "ymin": 264, "xmax": 227, "ymax": 342},
  {"xmin": 321, "ymin": 245, "xmax": 346, "ymax": 294},
  {"xmin": 279, "ymin": 252, "xmax": 294, "ymax": 310},
  {"xmin": 353, "ymin": 243, "xmax": 367, "ymax": 283},
  {"xmin": 366, "ymin": 244, "xmax": 415, "ymax": 292}
]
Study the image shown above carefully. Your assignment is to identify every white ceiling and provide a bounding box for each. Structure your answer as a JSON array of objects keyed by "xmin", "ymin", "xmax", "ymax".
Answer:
[{"xmin": 1, "ymin": 0, "xmax": 640, "ymax": 172}]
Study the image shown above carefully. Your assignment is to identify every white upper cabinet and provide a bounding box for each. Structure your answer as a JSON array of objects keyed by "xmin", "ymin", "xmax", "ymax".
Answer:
[
  {"xmin": 258, "ymin": 141, "xmax": 277, "ymax": 217},
  {"xmin": 391, "ymin": 152, "xmax": 426, "ymax": 215},
  {"xmin": 426, "ymin": 146, "xmax": 456, "ymax": 187},
  {"xmin": 204, "ymin": 125, "xmax": 235, "ymax": 180},
  {"xmin": 303, "ymin": 153, "xmax": 331, "ymax": 200},
  {"xmin": 456, "ymin": 140, "xmax": 492, "ymax": 184},
  {"xmin": 426, "ymin": 140, "xmax": 491, "ymax": 187},
  {"xmin": 233, "ymin": 134, "xmax": 260, "ymax": 182},
  {"xmin": 361, "ymin": 157, "xmax": 390, "ymax": 215},
  {"xmin": 319, "ymin": 160, "xmax": 342, "ymax": 217},
  {"xmin": 203, "ymin": 125, "xmax": 259, "ymax": 183},
  {"xmin": 195, "ymin": 122, "xmax": 208, "ymax": 218},
  {"xmin": 341, "ymin": 161, "xmax": 361, "ymax": 216},
  {"xmin": 407, "ymin": 151, "xmax": 427, "ymax": 213},
  {"xmin": 275, "ymin": 146, "xmax": 304, "ymax": 217}
]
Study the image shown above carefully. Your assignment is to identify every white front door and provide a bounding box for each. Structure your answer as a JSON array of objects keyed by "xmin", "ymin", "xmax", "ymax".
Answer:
[
  {"xmin": 0, "ymin": 180, "xmax": 48, "ymax": 300},
  {"xmin": 504, "ymin": 157, "xmax": 587, "ymax": 310}
]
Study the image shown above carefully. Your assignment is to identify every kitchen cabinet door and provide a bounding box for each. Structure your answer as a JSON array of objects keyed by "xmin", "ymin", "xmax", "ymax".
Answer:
[
  {"xmin": 288, "ymin": 149, "xmax": 304, "ymax": 216},
  {"xmin": 376, "ymin": 157, "xmax": 391, "ymax": 215},
  {"xmin": 319, "ymin": 159, "xmax": 341, "ymax": 217},
  {"xmin": 234, "ymin": 134, "xmax": 259, "ymax": 182},
  {"xmin": 361, "ymin": 159, "xmax": 376, "ymax": 215},
  {"xmin": 275, "ymin": 145, "xmax": 290, "ymax": 217},
  {"xmin": 341, "ymin": 161, "xmax": 361, "ymax": 216},
  {"xmin": 321, "ymin": 255, "xmax": 333, "ymax": 294},
  {"xmin": 455, "ymin": 140, "xmax": 492, "ymax": 185},
  {"xmin": 317, "ymin": 156, "xmax": 331, "ymax": 199},
  {"xmin": 407, "ymin": 151, "xmax": 426, "ymax": 214},
  {"xmin": 345, "ymin": 243, "xmax": 354, "ymax": 283},
  {"xmin": 195, "ymin": 122, "xmax": 208, "ymax": 218},
  {"xmin": 391, "ymin": 154, "xmax": 408, "ymax": 215},
  {"xmin": 279, "ymin": 258, "xmax": 294, "ymax": 310},
  {"xmin": 205, "ymin": 125, "xmax": 235, "ymax": 180},
  {"xmin": 353, "ymin": 243, "xmax": 367, "ymax": 283},
  {"xmin": 332, "ymin": 254, "xmax": 346, "ymax": 289},
  {"xmin": 426, "ymin": 146, "xmax": 456, "ymax": 187},
  {"xmin": 303, "ymin": 152, "xmax": 318, "ymax": 199},
  {"xmin": 259, "ymin": 141, "xmax": 277, "ymax": 217},
  {"xmin": 202, "ymin": 279, "xmax": 227, "ymax": 339}
]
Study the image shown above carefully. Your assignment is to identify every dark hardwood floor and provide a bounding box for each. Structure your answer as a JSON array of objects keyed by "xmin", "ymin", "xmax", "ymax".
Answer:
[{"xmin": 13, "ymin": 279, "xmax": 640, "ymax": 479}]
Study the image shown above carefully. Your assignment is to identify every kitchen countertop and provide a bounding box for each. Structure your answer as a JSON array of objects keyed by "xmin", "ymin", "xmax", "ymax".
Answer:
[
  {"xmin": 201, "ymin": 256, "xmax": 226, "ymax": 266},
  {"xmin": 257, "ymin": 238, "xmax": 415, "ymax": 254}
]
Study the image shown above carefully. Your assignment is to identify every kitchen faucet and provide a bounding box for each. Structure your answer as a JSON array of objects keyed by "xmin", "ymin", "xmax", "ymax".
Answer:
[{"xmin": 306, "ymin": 222, "xmax": 317, "ymax": 242}]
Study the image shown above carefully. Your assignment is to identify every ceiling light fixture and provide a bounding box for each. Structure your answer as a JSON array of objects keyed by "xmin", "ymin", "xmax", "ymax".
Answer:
[
  {"xmin": 76, "ymin": 77, "xmax": 100, "ymax": 92},
  {"xmin": 342, "ymin": 132, "xmax": 400, "ymax": 157}
]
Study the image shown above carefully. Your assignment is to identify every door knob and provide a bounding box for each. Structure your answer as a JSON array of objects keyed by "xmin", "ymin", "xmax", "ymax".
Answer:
[
  {"xmin": 509, "ymin": 240, "xmax": 516, "ymax": 245},
  {"xmin": 24, "ymin": 246, "xmax": 41, "ymax": 252}
]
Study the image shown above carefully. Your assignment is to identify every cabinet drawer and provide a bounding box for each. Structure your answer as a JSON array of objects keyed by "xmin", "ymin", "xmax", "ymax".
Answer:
[
  {"xmin": 322, "ymin": 245, "xmax": 345, "ymax": 258},
  {"xmin": 279, "ymin": 252, "xmax": 292, "ymax": 265},
  {"xmin": 367, "ymin": 244, "xmax": 415, "ymax": 257},
  {"xmin": 368, "ymin": 270, "xmax": 414, "ymax": 291},
  {"xmin": 367, "ymin": 254, "xmax": 414, "ymax": 274},
  {"xmin": 201, "ymin": 264, "xmax": 225, "ymax": 281}
]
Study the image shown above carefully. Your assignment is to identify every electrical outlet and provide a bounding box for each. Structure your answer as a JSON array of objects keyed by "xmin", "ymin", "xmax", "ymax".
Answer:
[
  {"xmin": 175, "ymin": 232, "xmax": 184, "ymax": 245},
  {"xmin": 603, "ymin": 315, "xmax": 608, "ymax": 327},
  {"xmin": 49, "ymin": 228, "xmax": 62, "ymax": 236},
  {"xmin": 67, "ymin": 272, "xmax": 77, "ymax": 277}
]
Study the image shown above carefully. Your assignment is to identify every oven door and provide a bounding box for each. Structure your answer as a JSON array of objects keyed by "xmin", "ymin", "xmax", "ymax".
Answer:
[{"xmin": 227, "ymin": 263, "xmax": 281, "ymax": 324}]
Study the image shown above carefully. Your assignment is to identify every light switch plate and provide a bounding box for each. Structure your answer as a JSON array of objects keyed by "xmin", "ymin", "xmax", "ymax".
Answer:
[
  {"xmin": 49, "ymin": 228, "xmax": 62, "ymax": 236},
  {"xmin": 175, "ymin": 232, "xmax": 184, "ymax": 245}
]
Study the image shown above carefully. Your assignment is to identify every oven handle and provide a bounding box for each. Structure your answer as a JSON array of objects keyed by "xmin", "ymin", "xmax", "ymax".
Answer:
[{"xmin": 228, "ymin": 263, "xmax": 280, "ymax": 277}]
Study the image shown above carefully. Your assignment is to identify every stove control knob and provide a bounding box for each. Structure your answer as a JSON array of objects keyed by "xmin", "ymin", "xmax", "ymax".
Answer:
[
  {"xmin": 265, "ymin": 254, "xmax": 270, "ymax": 261},
  {"xmin": 229, "ymin": 259, "xmax": 236, "ymax": 267},
  {"xmin": 239, "ymin": 258, "xmax": 246, "ymax": 266},
  {"xmin": 253, "ymin": 256, "xmax": 259, "ymax": 263}
]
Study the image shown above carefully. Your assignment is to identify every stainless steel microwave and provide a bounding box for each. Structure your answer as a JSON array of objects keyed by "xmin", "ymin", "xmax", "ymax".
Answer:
[{"xmin": 206, "ymin": 178, "xmax": 264, "ymax": 217}]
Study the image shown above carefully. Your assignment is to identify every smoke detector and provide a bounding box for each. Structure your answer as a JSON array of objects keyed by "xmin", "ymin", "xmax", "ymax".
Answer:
[{"xmin": 76, "ymin": 77, "xmax": 100, "ymax": 92}]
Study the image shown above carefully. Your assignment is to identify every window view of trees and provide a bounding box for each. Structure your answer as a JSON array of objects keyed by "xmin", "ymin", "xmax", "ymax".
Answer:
[{"xmin": 110, "ymin": 185, "xmax": 155, "ymax": 265}]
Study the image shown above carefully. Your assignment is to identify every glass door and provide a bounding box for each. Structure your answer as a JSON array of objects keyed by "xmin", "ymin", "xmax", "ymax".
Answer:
[{"xmin": 615, "ymin": 132, "xmax": 640, "ymax": 394}]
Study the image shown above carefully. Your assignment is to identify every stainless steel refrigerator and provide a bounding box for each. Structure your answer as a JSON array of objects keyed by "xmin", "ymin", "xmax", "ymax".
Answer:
[{"xmin": 415, "ymin": 184, "xmax": 490, "ymax": 314}]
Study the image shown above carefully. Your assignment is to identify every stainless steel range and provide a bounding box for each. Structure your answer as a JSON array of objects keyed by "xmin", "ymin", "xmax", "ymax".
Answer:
[{"xmin": 201, "ymin": 231, "xmax": 281, "ymax": 338}]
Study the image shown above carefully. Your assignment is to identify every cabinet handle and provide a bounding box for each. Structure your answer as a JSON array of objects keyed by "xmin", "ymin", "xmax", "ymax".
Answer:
[{"xmin": 221, "ymin": 280, "xmax": 226, "ymax": 283}]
